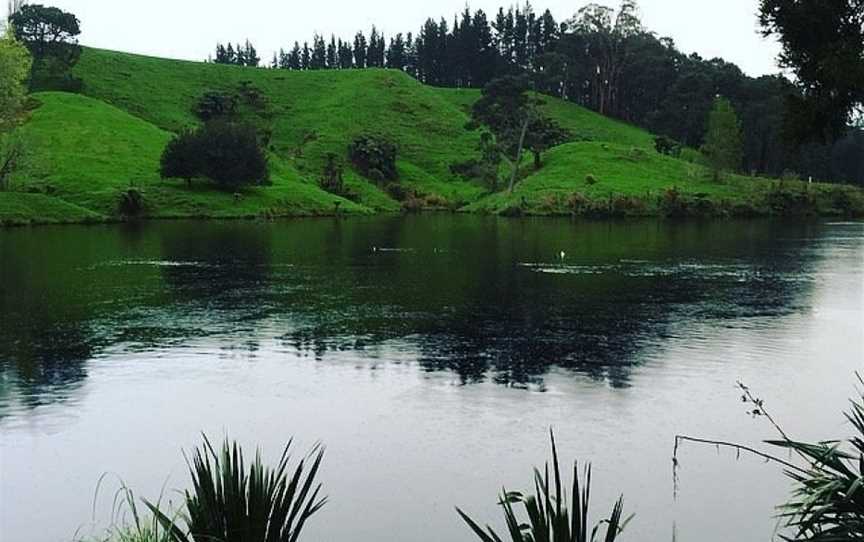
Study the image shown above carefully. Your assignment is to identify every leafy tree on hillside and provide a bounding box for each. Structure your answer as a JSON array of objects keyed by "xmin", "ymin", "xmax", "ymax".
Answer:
[
  {"xmin": 702, "ymin": 97, "xmax": 743, "ymax": 181},
  {"xmin": 160, "ymin": 122, "xmax": 269, "ymax": 189},
  {"xmin": 759, "ymin": 0, "xmax": 864, "ymax": 144},
  {"xmin": 0, "ymin": 26, "xmax": 32, "ymax": 191},
  {"xmin": 0, "ymin": 25, "xmax": 31, "ymax": 129},
  {"xmin": 9, "ymin": 3, "xmax": 80, "ymax": 89},
  {"xmin": 450, "ymin": 131, "xmax": 503, "ymax": 190},
  {"xmin": 160, "ymin": 129, "xmax": 201, "ymax": 187},
  {"xmin": 525, "ymin": 114, "xmax": 571, "ymax": 170},
  {"xmin": 473, "ymin": 75, "xmax": 569, "ymax": 191}
]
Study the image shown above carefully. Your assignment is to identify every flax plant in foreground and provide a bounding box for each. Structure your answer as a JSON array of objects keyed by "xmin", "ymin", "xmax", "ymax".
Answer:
[
  {"xmin": 456, "ymin": 431, "xmax": 630, "ymax": 542},
  {"xmin": 146, "ymin": 435, "xmax": 325, "ymax": 542}
]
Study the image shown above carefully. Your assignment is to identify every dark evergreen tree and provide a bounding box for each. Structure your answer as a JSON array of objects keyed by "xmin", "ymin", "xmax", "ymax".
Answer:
[
  {"xmin": 278, "ymin": 48, "xmax": 290, "ymax": 69},
  {"xmin": 437, "ymin": 18, "xmax": 451, "ymax": 85},
  {"xmin": 311, "ymin": 34, "xmax": 326, "ymax": 69},
  {"xmin": 327, "ymin": 35, "xmax": 337, "ymax": 68},
  {"xmin": 215, "ymin": 44, "xmax": 229, "ymax": 64},
  {"xmin": 471, "ymin": 9, "xmax": 498, "ymax": 87},
  {"xmin": 288, "ymin": 42, "xmax": 302, "ymax": 70},
  {"xmin": 513, "ymin": 4, "xmax": 529, "ymax": 68},
  {"xmin": 404, "ymin": 32, "xmax": 417, "ymax": 77},
  {"xmin": 353, "ymin": 31, "xmax": 368, "ymax": 68},
  {"xmin": 301, "ymin": 41, "xmax": 311, "ymax": 70},
  {"xmin": 338, "ymin": 39, "xmax": 353, "ymax": 69},
  {"xmin": 368, "ymin": 26, "xmax": 386, "ymax": 67},
  {"xmin": 243, "ymin": 40, "xmax": 260, "ymax": 67},
  {"xmin": 416, "ymin": 19, "xmax": 440, "ymax": 84},
  {"xmin": 387, "ymin": 33, "xmax": 406, "ymax": 70}
]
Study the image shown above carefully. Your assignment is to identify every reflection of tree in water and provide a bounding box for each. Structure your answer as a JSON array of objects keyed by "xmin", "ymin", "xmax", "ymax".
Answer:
[
  {"xmin": 0, "ymin": 229, "xmax": 107, "ymax": 415},
  {"xmin": 278, "ymin": 219, "xmax": 820, "ymax": 389},
  {"xmin": 157, "ymin": 224, "xmax": 274, "ymax": 339},
  {"xmin": 0, "ymin": 322, "xmax": 97, "ymax": 410},
  {"xmin": 159, "ymin": 223, "xmax": 273, "ymax": 296},
  {"xmin": 0, "ymin": 218, "xmax": 828, "ymax": 409}
]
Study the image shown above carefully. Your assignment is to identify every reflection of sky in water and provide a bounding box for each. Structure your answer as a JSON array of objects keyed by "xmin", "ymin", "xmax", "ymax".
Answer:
[{"xmin": 0, "ymin": 218, "xmax": 862, "ymax": 542}]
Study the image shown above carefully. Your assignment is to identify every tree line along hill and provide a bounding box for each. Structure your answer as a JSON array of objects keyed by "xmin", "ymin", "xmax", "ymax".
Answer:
[{"xmin": 0, "ymin": 45, "xmax": 862, "ymax": 226}]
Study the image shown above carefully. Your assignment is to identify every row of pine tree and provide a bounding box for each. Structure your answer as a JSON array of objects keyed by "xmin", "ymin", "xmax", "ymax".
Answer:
[
  {"xmin": 213, "ymin": 4, "xmax": 556, "ymax": 89},
  {"xmin": 210, "ymin": 2, "xmax": 864, "ymax": 186}
]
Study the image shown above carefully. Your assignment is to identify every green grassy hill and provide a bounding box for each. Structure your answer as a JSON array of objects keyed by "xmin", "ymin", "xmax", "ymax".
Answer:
[
  {"xmin": 433, "ymin": 87, "xmax": 654, "ymax": 148},
  {"xmin": 1, "ymin": 47, "xmax": 861, "ymax": 225}
]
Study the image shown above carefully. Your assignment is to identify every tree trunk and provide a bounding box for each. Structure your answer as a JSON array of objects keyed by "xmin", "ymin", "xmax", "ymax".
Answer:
[{"xmin": 508, "ymin": 117, "xmax": 530, "ymax": 195}]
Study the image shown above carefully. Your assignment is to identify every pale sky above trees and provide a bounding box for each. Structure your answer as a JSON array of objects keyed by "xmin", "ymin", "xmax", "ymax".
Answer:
[{"xmin": 11, "ymin": 0, "xmax": 782, "ymax": 76}]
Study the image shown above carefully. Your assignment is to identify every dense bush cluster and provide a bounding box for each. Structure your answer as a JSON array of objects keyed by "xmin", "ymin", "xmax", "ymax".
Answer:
[
  {"xmin": 318, "ymin": 152, "xmax": 350, "ymax": 199},
  {"xmin": 117, "ymin": 188, "xmax": 145, "ymax": 216},
  {"xmin": 347, "ymin": 134, "xmax": 398, "ymax": 183},
  {"xmin": 654, "ymin": 135, "xmax": 681, "ymax": 157},
  {"xmin": 193, "ymin": 83, "xmax": 274, "ymax": 147}
]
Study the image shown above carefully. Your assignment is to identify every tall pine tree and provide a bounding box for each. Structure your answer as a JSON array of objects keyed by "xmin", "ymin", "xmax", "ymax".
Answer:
[{"xmin": 353, "ymin": 31, "xmax": 367, "ymax": 68}]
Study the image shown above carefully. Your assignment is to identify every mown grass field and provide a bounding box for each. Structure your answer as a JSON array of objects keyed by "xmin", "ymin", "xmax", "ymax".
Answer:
[{"xmin": 1, "ymin": 47, "xmax": 862, "ymax": 225}]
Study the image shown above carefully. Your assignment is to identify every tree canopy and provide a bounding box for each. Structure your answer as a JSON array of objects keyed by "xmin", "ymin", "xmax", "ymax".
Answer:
[
  {"xmin": 8, "ymin": 3, "xmax": 81, "ymax": 90},
  {"xmin": 160, "ymin": 122, "xmax": 269, "ymax": 189},
  {"xmin": 702, "ymin": 97, "xmax": 744, "ymax": 181},
  {"xmin": 759, "ymin": 0, "xmax": 864, "ymax": 145},
  {"xmin": 0, "ymin": 25, "xmax": 31, "ymax": 129},
  {"xmin": 9, "ymin": 4, "xmax": 79, "ymax": 59}
]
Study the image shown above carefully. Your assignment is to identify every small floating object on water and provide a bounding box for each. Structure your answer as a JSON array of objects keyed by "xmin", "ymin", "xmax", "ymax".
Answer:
[
  {"xmin": 372, "ymin": 246, "xmax": 378, "ymax": 253},
  {"xmin": 559, "ymin": 251, "xmax": 566, "ymax": 260}
]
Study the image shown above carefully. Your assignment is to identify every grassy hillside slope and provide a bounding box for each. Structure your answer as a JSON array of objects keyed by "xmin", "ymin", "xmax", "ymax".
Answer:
[
  {"xmin": 433, "ymin": 87, "xmax": 654, "ymax": 148},
  {"xmin": 0, "ymin": 192, "xmax": 102, "ymax": 226},
  {"xmin": 465, "ymin": 141, "xmax": 864, "ymax": 216},
  {"xmin": 1, "ymin": 47, "xmax": 861, "ymax": 225},
  {"xmin": 72, "ymin": 48, "xmax": 489, "ymax": 206},
  {"xmin": 10, "ymin": 92, "xmax": 368, "ymax": 221}
]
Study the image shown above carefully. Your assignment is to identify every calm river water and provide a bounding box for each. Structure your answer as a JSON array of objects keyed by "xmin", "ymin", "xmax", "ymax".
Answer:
[{"xmin": 1, "ymin": 216, "xmax": 862, "ymax": 542}]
